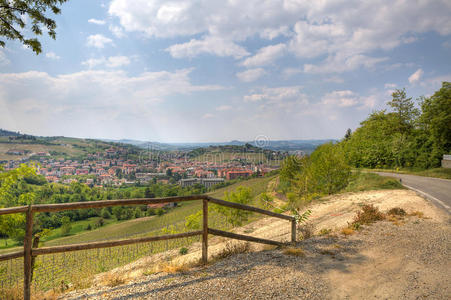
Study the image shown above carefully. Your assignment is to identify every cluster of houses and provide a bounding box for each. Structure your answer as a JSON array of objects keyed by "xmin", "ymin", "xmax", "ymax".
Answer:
[{"xmin": 2, "ymin": 147, "xmax": 279, "ymax": 188}]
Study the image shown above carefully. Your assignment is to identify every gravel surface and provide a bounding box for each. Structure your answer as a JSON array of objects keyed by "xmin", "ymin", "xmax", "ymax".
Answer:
[{"xmin": 61, "ymin": 215, "xmax": 450, "ymax": 300}]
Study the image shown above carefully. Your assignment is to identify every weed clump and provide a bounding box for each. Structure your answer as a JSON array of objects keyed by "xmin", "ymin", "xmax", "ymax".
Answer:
[
  {"xmin": 318, "ymin": 228, "xmax": 332, "ymax": 236},
  {"xmin": 387, "ymin": 207, "xmax": 406, "ymax": 216},
  {"xmin": 179, "ymin": 247, "xmax": 188, "ymax": 255},
  {"xmin": 353, "ymin": 204, "xmax": 385, "ymax": 225},
  {"xmin": 215, "ymin": 242, "xmax": 250, "ymax": 259},
  {"xmin": 283, "ymin": 247, "xmax": 305, "ymax": 257}
]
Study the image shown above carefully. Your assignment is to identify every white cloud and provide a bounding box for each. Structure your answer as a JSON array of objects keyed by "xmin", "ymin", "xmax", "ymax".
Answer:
[
  {"xmin": 0, "ymin": 50, "xmax": 10, "ymax": 66},
  {"xmin": 322, "ymin": 90, "xmax": 359, "ymax": 107},
  {"xmin": 408, "ymin": 68, "xmax": 424, "ymax": 84},
  {"xmin": 282, "ymin": 68, "xmax": 302, "ymax": 78},
  {"xmin": 86, "ymin": 34, "xmax": 114, "ymax": 48},
  {"xmin": 216, "ymin": 105, "xmax": 232, "ymax": 111},
  {"xmin": 304, "ymin": 54, "xmax": 388, "ymax": 74},
  {"xmin": 202, "ymin": 113, "xmax": 215, "ymax": 119},
  {"xmin": 45, "ymin": 52, "xmax": 60, "ymax": 60},
  {"xmin": 244, "ymin": 86, "xmax": 305, "ymax": 103},
  {"xmin": 166, "ymin": 36, "xmax": 249, "ymax": 59},
  {"xmin": 0, "ymin": 69, "xmax": 223, "ymax": 138},
  {"xmin": 236, "ymin": 68, "xmax": 266, "ymax": 82},
  {"xmin": 384, "ymin": 83, "xmax": 397, "ymax": 89},
  {"xmin": 88, "ymin": 19, "xmax": 106, "ymax": 25},
  {"xmin": 108, "ymin": 0, "xmax": 451, "ymax": 71},
  {"xmin": 82, "ymin": 56, "xmax": 131, "ymax": 68},
  {"xmin": 241, "ymin": 43, "xmax": 286, "ymax": 67},
  {"xmin": 109, "ymin": 25, "xmax": 126, "ymax": 38}
]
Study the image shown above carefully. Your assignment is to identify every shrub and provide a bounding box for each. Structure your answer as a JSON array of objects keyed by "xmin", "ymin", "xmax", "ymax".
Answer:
[
  {"xmin": 353, "ymin": 204, "xmax": 385, "ymax": 225},
  {"xmin": 179, "ymin": 247, "xmax": 188, "ymax": 255},
  {"xmin": 387, "ymin": 207, "xmax": 406, "ymax": 216}
]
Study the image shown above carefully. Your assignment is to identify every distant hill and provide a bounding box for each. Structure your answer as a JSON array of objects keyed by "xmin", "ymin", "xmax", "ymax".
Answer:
[
  {"xmin": 105, "ymin": 139, "xmax": 337, "ymax": 152},
  {"xmin": 0, "ymin": 129, "xmax": 22, "ymax": 137}
]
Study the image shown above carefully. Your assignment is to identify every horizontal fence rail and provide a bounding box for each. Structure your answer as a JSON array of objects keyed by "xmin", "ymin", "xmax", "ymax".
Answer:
[{"xmin": 0, "ymin": 194, "xmax": 296, "ymax": 299}]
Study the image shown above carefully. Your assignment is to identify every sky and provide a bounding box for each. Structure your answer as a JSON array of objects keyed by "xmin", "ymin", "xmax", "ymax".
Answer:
[{"xmin": 1, "ymin": 0, "xmax": 451, "ymax": 143}]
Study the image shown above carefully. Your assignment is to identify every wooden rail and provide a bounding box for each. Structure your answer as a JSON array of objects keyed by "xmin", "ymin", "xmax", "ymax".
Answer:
[{"xmin": 0, "ymin": 195, "xmax": 296, "ymax": 300}]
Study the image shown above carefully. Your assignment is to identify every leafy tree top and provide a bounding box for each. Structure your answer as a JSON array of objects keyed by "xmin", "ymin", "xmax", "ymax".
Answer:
[{"xmin": 0, "ymin": 0, "xmax": 68, "ymax": 54}]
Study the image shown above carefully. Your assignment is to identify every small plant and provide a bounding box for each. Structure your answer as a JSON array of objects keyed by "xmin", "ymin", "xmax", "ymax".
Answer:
[
  {"xmin": 318, "ymin": 228, "xmax": 332, "ymax": 235},
  {"xmin": 298, "ymin": 223, "xmax": 314, "ymax": 240},
  {"xmin": 409, "ymin": 211, "xmax": 425, "ymax": 218},
  {"xmin": 387, "ymin": 207, "xmax": 406, "ymax": 216},
  {"xmin": 350, "ymin": 222, "xmax": 361, "ymax": 230},
  {"xmin": 179, "ymin": 247, "xmax": 188, "ymax": 255},
  {"xmin": 283, "ymin": 247, "xmax": 305, "ymax": 257},
  {"xmin": 353, "ymin": 204, "xmax": 385, "ymax": 225}
]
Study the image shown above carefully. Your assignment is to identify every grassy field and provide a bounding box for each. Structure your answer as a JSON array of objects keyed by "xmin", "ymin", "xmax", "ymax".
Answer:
[
  {"xmin": 344, "ymin": 172, "xmax": 405, "ymax": 193},
  {"xmin": 359, "ymin": 167, "xmax": 451, "ymax": 180}
]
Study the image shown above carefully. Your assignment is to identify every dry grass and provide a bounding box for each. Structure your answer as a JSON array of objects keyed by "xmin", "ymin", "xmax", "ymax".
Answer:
[
  {"xmin": 214, "ymin": 242, "xmax": 250, "ymax": 260},
  {"xmin": 0, "ymin": 285, "xmax": 23, "ymax": 300},
  {"xmin": 409, "ymin": 211, "xmax": 425, "ymax": 218},
  {"xmin": 282, "ymin": 247, "xmax": 305, "ymax": 257},
  {"xmin": 102, "ymin": 273, "xmax": 127, "ymax": 287},
  {"xmin": 341, "ymin": 228, "xmax": 355, "ymax": 236},
  {"xmin": 318, "ymin": 228, "xmax": 332, "ymax": 236},
  {"xmin": 353, "ymin": 204, "xmax": 385, "ymax": 225}
]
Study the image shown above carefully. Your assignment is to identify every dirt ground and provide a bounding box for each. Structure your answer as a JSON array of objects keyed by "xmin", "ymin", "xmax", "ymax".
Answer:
[{"xmin": 60, "ymin": 189, "xmax": 450, "ymax": 299}]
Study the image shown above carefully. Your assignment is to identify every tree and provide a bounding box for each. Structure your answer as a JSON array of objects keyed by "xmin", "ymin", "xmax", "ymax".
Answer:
[
  {"xmin": 0, "ymin": 164, "xmax": 37, "ymax": 243},
  {"xmin": 418, "ymin": 82, "xmax": 451, "ymax": 166},
  {"xmin": 388, "ymin": 88, "xmax": 419, "ymax": 133},
  {"xmin": 344, "ymin": 128, "xmax": 352, "ymax": 140},
  {"xmin": 213, "ymin": 187, "xmax": 253, "ymax": 226},
  {"xmin": 60, "ymin": 216, "xmax": 71, "ymax": 236},
  {"xmin": 0, "ymin": 0, "xmax": 68, "ymax": 54}
]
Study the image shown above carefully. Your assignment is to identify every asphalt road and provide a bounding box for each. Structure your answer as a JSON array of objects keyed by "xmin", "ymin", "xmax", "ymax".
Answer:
[{"xmin": 376, "ymin": 172, "xmax": 451, "ymax": 214}]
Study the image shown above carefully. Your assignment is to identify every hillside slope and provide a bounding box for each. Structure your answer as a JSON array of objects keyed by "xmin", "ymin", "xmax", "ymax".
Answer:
[{"xmin": 60, "ymin": 189, "xmax": 450, "ymax": 299}]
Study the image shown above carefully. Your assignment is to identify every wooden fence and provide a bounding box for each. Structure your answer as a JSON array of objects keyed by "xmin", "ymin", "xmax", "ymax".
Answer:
[{"xmin": 0, "ymin": 195, "xmax": 296, "ymax": 300}]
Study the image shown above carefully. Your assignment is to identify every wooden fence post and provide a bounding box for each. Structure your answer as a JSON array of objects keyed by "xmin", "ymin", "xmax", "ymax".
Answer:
[
  {"xmin": 291, "ymin": 219, "xmax": 296, "ymax": 243},
  {"xmin": 202, "ymin": 199, "xmax": 208, "ymax": 264},
  {"xmin": 30, "ymin": 235, "xmax": 40, "ymax": 282},
  {"xmin": 23, "ymin": 205, "xmax": 33, "ymax": 300}
]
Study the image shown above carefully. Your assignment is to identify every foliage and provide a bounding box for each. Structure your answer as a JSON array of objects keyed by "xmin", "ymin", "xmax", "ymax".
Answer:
[
  {"xmin": 353, "ymin": 204, "xmax": 385, "ymax": 225},
  {"xmin": 184, "ymin": 210, "xmax": 202, "ymax": 230},
  {"xmin": 341, "ymin": 83, "xmax": 451, "ymax": 169},
  {"xmin": 60, "ymin": 216, "xmax": 71, "ymax": 236},
  {"xmin": 213, "ymin": 186, "xmax": 253, "ymax": 226},
  {"xmin": 0, "ymin": 163, "xmax": 37, "ymax": 242},
  {"xmin": 179, "ymin": 247, "xmax": 188, "ymax": 255},
  {"xmin": 0, "ymin": 0, "xmax": 68, "ymax": 54}
]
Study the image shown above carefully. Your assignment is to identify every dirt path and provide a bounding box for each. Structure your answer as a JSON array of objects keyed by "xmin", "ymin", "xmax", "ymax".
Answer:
[{"xmin": 60, "ymin": 189, "xmax": 450, "ymax": 299}]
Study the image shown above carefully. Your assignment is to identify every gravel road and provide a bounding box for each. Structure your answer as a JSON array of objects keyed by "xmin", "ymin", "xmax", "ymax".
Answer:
[{"xmin": 61, "ymin": 215, "xmax": 450, "ymax": 300}]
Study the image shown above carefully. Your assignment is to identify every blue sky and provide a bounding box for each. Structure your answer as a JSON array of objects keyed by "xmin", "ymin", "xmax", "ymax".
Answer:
[{"xmin": 1, "ymin": 0, "xmax": 451, "ymax": 143}]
